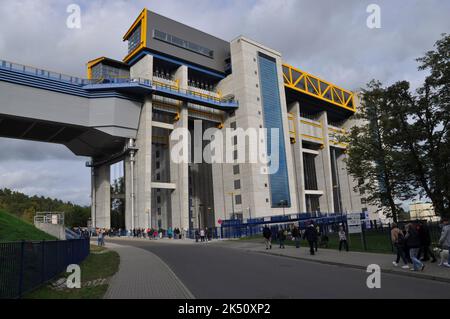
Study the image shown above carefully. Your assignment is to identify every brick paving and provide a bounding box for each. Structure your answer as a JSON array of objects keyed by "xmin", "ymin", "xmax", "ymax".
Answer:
[{"xmin": 103, "ymin": 242, "xmax": 194, "ymax": 299}]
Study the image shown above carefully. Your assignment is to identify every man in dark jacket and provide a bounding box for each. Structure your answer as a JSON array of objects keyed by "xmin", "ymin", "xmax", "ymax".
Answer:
[
  {"xmin": 405, "ymin": 223, "xmax": 425, "ymax": 271},
  {"xmin": 417, "ymin": 221, "xmax": 436, "ymax": 262},
  {"xmin": 292, "ymin": 226, "xmax": 301, "ymax": 249},
  {"xmin": 263, "ymin": 225, "xmax": 272, "ymax": 250},
  {"xmin": 303, "ymin": 222, "xmax": 318, "ymax": 255},
  {"xmin": 278, "ymin": 228, "xmax": 287, "ymax": 249}
]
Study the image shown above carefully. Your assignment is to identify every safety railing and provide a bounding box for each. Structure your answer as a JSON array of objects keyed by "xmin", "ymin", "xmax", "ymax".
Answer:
[
  {"xmin": 0, "ymin": 238, "xmax": 90, "ymax": 299},
  {"xmin": 0, "ymin": 59, "xmax": 238, "ymax": 106},
  {"xmin": 0, "ymin": 59, "xmax": 86, "ymax": 85}
]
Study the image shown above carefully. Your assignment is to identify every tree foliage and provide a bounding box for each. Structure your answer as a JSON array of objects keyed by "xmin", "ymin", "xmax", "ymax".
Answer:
[
  {"xmin": 0, "ymin": 188, "xmax": 91, "ymax": 227},
  {"xmin": 346, "ymin": 34, "xmax": 450, "ymax": 220}
]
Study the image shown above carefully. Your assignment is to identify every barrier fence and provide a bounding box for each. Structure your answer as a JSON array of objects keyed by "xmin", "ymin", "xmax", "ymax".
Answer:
[{"xmin": 0, "ymin": 239, "xmax": 90, "ymax": 299}]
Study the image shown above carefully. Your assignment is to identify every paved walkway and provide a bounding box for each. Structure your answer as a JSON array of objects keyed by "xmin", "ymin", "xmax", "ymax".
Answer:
[
  {"xmin": 102, "ymin": 242, "xmax": 194, "ymax": 299},
  {"xmin": 211, "ymin": 240, "xmax": 450, "ymax": 283}
]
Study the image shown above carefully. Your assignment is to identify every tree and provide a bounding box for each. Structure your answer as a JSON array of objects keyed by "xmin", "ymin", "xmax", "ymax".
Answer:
[
  {"xmin": 346, "ymin": 34, "xmax": 450, "ymax": 220},
  {"xmin": 388, "ymin": 34, "xmax": 450, "ymax": 218},
  {"xmin": 345, "ymin": 81, "xmax": 414, "ymax": 223}
]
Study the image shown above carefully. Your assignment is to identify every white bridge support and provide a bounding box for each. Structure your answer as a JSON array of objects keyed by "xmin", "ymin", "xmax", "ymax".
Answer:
[{"xmin": 92, "ymin": 164, "xmax": 111, "ymax": 229}]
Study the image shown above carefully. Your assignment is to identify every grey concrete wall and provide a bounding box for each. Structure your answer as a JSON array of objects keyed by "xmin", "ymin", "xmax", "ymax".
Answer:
[
  {"xmin": 144, "ymin": 10, "xmax": 230, "ymax": 73},
  {"xmin": 34, "ymin": 222, "xmax": 66, "ymax": 240},
  {"xmin": 0, "ymin": 82, "xmax": 141, "ymax": 136}
]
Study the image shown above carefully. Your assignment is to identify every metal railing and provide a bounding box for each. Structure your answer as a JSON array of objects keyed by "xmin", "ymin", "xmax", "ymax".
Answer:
[
  {"xmin": 0, "ymin": 239, "xmax": 90, "ymax": 299},
  {"xmin": 0, "ymin": 59, "xmax": 238, "ymax": 106},
  {"xmin": 0, "ymin": 59, "xmax": 86, "ymax": 85},
  {"xmin": 34, "ymin": 212, "xmax": 65, "ymax": 225}
]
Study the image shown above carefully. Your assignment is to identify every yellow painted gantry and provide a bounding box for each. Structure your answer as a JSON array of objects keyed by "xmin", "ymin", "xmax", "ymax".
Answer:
[{"xmin": 282, "ymin": 64, "xmax": 356, "ymax": 113}]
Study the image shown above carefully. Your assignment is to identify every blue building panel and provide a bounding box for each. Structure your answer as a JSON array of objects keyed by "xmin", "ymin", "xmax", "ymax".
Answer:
[{"xmin": 257, "ymin": 53, "xmax": 291, "ymax": 208}]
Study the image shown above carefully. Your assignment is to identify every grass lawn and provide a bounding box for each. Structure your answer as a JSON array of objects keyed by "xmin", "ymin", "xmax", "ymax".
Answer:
[
  {"xmin": 25, "ymin": 245, "xmax": 120, "ymax": 299},
  {"xmin": 240, "ymin": 231, "xmax": 394, "ymax": 254},
  {"xmin": 0, "ymin": 210, "xmax": 56, "ymax": 242}
]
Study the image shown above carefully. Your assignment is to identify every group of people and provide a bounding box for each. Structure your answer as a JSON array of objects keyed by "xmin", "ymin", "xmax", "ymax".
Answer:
[
  {"xmin": 262, "ymin": 221, "xmax": 352, "ymax": 255},
  {"xmin": 195, "ymin": 228, "xmax": 212, "ymax": 242},
  {"xmin": 391, "ymin": 218, "xmax": 450, "ymax": 271}
]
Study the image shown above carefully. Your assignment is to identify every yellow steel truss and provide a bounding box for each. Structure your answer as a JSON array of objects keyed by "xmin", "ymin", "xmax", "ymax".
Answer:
[{"xmin": 282, "ymin": 64, "xmax": 356, "ymax": 113}]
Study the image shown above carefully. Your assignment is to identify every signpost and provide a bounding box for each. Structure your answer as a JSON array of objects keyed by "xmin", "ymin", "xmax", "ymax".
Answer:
[
  {"xmin": 347, "ymin": 213, "xmax": 362, "ymax": 234},
  {"xmin": 347, "ymin": 212, "xmax": 367, "ymax": 250}
]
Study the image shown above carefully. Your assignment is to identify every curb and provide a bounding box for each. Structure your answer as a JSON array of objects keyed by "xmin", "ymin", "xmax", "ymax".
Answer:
[{"xmin": 242, "ymin": 248, "xmax": 450, "ymax": 284}]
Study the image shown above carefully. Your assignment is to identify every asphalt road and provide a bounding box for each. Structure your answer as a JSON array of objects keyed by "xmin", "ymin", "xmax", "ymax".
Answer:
[{"xmin": 109, "ymin": 239, "xmax": 450, "ymax": 299}]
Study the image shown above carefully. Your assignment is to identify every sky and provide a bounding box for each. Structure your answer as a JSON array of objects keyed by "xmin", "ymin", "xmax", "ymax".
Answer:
[{"xmin": 0, "ymin": 0, "xmax": 449, "ymax": 206}]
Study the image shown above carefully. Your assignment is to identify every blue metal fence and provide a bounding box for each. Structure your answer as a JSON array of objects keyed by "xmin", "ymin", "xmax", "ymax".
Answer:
[
  {"xmin": 219, "ymin": 213, "xmax": 354, "ymax": 239},
  {"xmin": 0, "ymin": 239, "xmax": 90, "ymax": 299}
]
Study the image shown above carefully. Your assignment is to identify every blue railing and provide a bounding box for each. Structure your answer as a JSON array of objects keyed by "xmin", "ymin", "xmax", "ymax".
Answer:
[
  {"xmin": 0, "ymin": 239, "xmax": 90, "ymax": 299},
  {"xmin": 0, "ymin": 59, "xmax": 87, "ymax": 85},
  {"xmin": 0, "ymin": 59, "xmax": 238, "ymax": 107}
]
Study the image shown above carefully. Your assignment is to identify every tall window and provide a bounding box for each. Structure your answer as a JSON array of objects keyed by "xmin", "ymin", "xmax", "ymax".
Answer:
[
  {"xmin": 303, "ymin": 153, "xmax": 318, "ymax": 190},
  {"xmin": 128, "ymin": 26, "xmax": 142, "ymax": 53}
]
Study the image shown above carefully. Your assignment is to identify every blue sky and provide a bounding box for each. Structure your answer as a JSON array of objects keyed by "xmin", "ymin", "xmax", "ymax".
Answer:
[{"xmin": 0, "ymin": 0, "xmax": 449, "ymax": 206}]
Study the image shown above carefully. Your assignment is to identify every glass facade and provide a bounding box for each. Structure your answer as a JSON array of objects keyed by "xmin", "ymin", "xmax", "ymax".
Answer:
[
  {"xmin": 128, "ymin": 26, "xmax": 142, "ymax": 53},
  {"xmin": 258, "ymin": 52, "xmax": 291, "ymax": 208},
  {"xmin": 153, "ymin": 29, "xmax": 214, "ymax": 58}
]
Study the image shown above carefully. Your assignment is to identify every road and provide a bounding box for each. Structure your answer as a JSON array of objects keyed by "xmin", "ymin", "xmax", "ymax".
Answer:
[{"xmin": 108, "ymin": 239, "xmax": 450, "ymax": 299}]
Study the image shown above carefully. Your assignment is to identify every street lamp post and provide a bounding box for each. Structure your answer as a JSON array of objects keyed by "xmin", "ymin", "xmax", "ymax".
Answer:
[
  {"xmin": 279, "ymin": 200, "xmax": 288, "ymax": 216},
  {"xmin": 228, "ymin": 192, "xmax": 235, "ymax": 220}
]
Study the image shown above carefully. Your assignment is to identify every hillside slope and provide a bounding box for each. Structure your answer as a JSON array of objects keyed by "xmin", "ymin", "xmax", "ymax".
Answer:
[{"xmin": 0, "ymin": 210, "xmax": 57, "ymax": 242}]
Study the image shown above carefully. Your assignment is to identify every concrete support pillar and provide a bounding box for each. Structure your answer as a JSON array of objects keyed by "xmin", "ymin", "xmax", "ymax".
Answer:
[
  {"xmin": 170, "ymin": 65, "xmax": 189, "ymax": 232},
  {"xmin": 290, "ymin": 101, "xmax": 307, "ymax": 212},
  {"xmin": 134, "ymin": 97, "xmax": 153, "ymax": 228},
  {"xmin": 318, "ymin": 111, "xmax": 334, "ymax": 214},
  {"xmin": 130, "ymin": 54, "xmax": 153, "ymax": 79},
  {"xmin": 124, "ymin": 157, "xmax": 132, "ymax": 229},
  {"xmin": 92, "ymin": 164, "xmax": 111, "ymax": 229},
  {"xmin": 125, "ymin": 53, "xmax": 154, "ymax": 229}
]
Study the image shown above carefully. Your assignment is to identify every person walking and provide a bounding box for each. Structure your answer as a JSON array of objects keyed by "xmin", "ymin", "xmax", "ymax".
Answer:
[
  {"xmin": 391, "ymin": 223, "xmax": 409, "ymax": 269},
  {"xmin": 418, "ymin": 221, "xmax": 437, "ymax": 262},
  {"xmin": 195, "ymin": 229, "xmax": 200, "ymax": 242},
  {"xmin": 303, "ymin": 221, "xmax": 318, "ymax": 255},
  {"xmin": 338, "ymin": 226, "xmax": 349, "ymax": 252},
  {"xmin": 405, "ymin": 223, "xmax": 425, "ymax": 271},
  {"xmin": 263, "ymin": 225, "xmax": 272, "ymax": 250},
  {"xmin": 439, "ymin": 218, "xmax": 450, "ymax": 268},
  {"xmin": 278, "ymin": 228, "xmax": 287, "ymax": 249},
  {"xmin": 292, "ymin": 225, "xmax": 301, "ymax": 249},
  {"xmin": 200, "ymin": 229, "xmax": 205, "ymax": 242},
  {"xmin": 96, "ymin": 228, "xmax": 102, "ymax": 246}
]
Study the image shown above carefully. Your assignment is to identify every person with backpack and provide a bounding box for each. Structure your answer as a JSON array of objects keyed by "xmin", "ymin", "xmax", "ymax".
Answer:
[
  {"xmin": 278, "ymin": 228, "xmax": 287, "ymax": 249},
  {"xmin": 405, "ymin": 223, "xmax": 425, "ymax": 271},
  {"xmin": 262, "ymin": 225, "xmax": 272, "ymax": 250},
  {"xmin": 303, "ymin": 221, "xmax": 318, "ymax": 255},
  {"xmin": 391, "ymin": 223, "xmax": 409, "ymax": 269}
]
